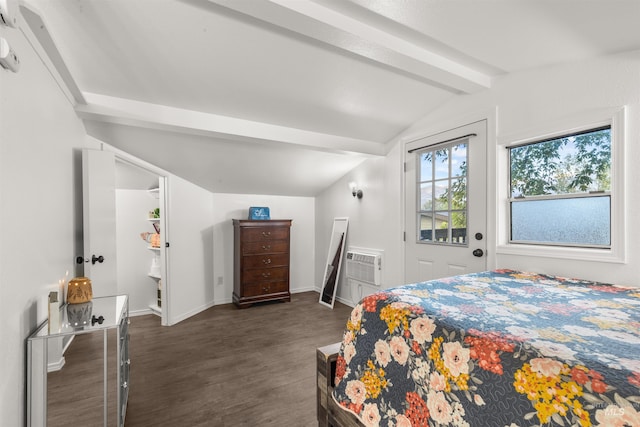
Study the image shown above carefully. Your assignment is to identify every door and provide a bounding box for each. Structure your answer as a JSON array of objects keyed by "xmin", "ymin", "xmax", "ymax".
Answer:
[
  {"xmin": 82, "ymin": 149, "xmax": 117, "ymax": 296},
  {"xmin": 404, "ymin": 120, "xmax": 487, "ymax": 284},
  {"xmin": 162, "ymin": 174, "xmax": 214, "ymax": 325}
]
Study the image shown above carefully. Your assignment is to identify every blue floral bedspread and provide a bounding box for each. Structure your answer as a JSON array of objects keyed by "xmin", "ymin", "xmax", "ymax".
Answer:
[{"xmin": 332, "ymin": 269, "xmax": 640, "ymax": 426}]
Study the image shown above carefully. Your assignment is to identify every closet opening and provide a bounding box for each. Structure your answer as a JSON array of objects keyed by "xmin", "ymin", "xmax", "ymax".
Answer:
[{"xmin": 115, "ymin": 159, "xmax": 168, "ymax": 324}]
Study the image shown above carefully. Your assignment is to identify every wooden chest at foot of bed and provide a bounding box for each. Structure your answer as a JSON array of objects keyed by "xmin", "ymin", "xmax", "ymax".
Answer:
[{"xmin": 317, "ymin": 343, "xmax": 363, "ymax": 427}]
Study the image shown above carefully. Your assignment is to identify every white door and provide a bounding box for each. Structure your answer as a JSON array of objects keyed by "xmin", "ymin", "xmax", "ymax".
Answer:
[
  {"xmin": 404, "ymin": 121, "xmax": 487, "ymax": 284},
  {"xmin": 163, "ymin": 175, "xmax": 214, "ymax": 325},
  {"xmin": 82, "ymin": 149, "xmax": 117, "ymax": 296}
]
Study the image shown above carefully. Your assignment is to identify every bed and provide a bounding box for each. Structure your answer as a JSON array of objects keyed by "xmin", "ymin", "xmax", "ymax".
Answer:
[{"xmin": 317, "ymin": 269, "xmax": 640, "ymax": 427}]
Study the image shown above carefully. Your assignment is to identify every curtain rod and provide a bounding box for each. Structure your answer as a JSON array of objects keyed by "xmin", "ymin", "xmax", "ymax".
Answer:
[{"xmin": 407, "ymin": 133, "xmax": 477, "ymax": 153}]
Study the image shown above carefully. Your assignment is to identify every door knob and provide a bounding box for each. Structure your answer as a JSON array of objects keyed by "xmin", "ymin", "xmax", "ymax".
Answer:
[
  {"xmin": 91, "ymin": 314, "xmax": 104, "ymax": 326},
  {"xmin": 91, "ymin": 255, "xmax": 104, "ymax": 264},
  {"xmin": 472, "ymin": 249, "xmax": 484, "ymax": 257}
]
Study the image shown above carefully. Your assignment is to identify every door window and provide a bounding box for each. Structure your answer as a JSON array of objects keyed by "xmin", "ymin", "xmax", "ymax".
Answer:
[{"xmin": 416, "ymin": 141, "xmax": 468, "ymax": 245}]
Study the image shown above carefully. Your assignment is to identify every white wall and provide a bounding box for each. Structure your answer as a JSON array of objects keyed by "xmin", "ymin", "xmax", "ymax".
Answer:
[
  {"xmin": 316, "ymin": 49, "xmax": 640, "ymax": 298},
  {"xmin": 116, "ymin": 189, "xmax": 159, "ymax": 314},
  {"xmin": 0, "ymin": 22, "xmax": 89, "ymax": 425},
  {"xmin": 212, "ymin": 193, "xmax": 315, "ymax": 304},
  {"xmin": 315, "ymin": 144, "xmax": 404, "ymax": 306}
]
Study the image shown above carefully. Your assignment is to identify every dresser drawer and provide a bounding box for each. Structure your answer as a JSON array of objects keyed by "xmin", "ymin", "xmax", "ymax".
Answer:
[
  {"xmin": 242, "ymin": 253, "xmax": 289, "ymax": 269},
  {"xmin": 242, "ymin": 240, "xmax": 288, "ymax": 255},
  {"xmin": 242, "ymin": 226, "xmax": 289, "ymax": 242},
  {"xmin": 242, "ymin": 266, "xmax": 288, "ymax": 283},
  {"xmin": 243, "ymin": 281, "xmax": 289, "ymax": 297}
]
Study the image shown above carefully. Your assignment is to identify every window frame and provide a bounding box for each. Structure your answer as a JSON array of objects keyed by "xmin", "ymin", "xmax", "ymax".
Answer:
[
  {"xmin": 415, "ymin": 139, "xmax": 470, "ymax": 246},
  {"xmin": 508, "ymin": 125, "xmax": 612, "ymax": 249},
  {"xmin": 496, "ymin": 107, "xmax": 626, "ymax": 263}
]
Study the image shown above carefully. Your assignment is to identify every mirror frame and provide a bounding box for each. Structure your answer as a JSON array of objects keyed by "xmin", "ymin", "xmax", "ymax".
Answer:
[{"xmin": 319, "ymin": 217, "xmax": 348, "ymax": 308}]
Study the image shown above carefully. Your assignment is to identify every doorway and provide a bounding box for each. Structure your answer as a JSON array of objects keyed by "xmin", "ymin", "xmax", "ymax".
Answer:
[
  {"xmin": 115, "ymin": 159, "xmax": 167, "ymax": 320},
  {"xmin": 404, "ymin": 120, "xmax": 488, "ymax": 283},
  {"xmin": 82, "ymin": 148, "xmax": 169, "ymax": 325}
]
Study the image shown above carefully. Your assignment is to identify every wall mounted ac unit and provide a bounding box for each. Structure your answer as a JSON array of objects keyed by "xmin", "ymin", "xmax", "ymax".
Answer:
[{"xmin": 345, "ymin": 250, "xmax": 381, "ymax": 287}]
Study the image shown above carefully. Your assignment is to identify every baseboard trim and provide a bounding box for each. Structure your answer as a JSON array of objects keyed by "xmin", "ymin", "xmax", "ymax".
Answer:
[
  {"xmin": 129, "ymin": 308, "xmax": 153, "ymax": 317},
  {"xmin": 168, "ymin": 300, "xmax": 216, "ymax": 325},
  {"xmin": 311, "ymin": 287, "xmax": 356, "ymax": 308},
  {"xmin": 47, "ymin": 356, "xmax": 65, "ymax": 373},
  {"xmin": 334, "ymin": 295, "xmax": 356, "ymax": 308}
]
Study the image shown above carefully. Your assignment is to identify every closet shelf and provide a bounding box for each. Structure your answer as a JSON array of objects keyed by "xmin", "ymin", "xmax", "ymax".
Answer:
[{"xmin": 149, "ymin": 304, "xmax": 162, "ymax": 316}]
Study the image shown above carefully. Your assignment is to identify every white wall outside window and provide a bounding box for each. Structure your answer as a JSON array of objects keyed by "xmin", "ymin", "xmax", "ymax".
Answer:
[{"xmin": 496, "ymin": 107, "xmax": 627, "ymax": 264}]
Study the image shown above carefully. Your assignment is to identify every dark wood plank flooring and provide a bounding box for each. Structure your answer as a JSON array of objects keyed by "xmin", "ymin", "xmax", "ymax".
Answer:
[{"xmin": 47, "ymin": 292, "xmax": 352, "ymax": 426}]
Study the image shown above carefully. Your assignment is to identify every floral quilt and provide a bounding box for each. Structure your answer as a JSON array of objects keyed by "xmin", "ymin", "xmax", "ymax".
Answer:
[{"xmin": 332, "ymin": 270, "xmax": 640, "ymax": 427}]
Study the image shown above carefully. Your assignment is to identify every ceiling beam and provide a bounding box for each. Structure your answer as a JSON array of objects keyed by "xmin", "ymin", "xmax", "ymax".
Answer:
[
  {"xmin": 76, "ymin": 93, "xmax": 386, "ymax": 156},
  {"xmin": 207, "ymin": 0, "xmax": 491, "ymax": 94},
  {"xmin": 19, "ymin": 4, "xmax": 86, "ymax": 105}
]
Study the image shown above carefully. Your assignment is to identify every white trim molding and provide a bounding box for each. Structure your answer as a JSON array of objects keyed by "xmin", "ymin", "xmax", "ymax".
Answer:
[{"xmin": 496, "ymin": 106, "xmax": 627, "ymax": 264}]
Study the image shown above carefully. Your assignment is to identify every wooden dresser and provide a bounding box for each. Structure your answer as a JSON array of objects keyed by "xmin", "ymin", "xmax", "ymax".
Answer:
[{"xmin": 232, "ymin": 219, "xmax": 292, "ymax": 308}]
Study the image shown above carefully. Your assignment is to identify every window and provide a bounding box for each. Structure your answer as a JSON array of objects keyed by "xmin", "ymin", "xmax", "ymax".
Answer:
[
  {"xmin": 417, "ymin": 141, "xmax": 468, "ymax": 245},
  {"xmin": 508, "ymin": 126, "xmax": 611, "ymax": 248}
]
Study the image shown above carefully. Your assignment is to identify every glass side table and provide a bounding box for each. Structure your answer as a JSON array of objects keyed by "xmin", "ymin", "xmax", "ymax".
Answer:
[{"xmin": 27, "ymin": 295, "xmax": 129, "ymax": 427}]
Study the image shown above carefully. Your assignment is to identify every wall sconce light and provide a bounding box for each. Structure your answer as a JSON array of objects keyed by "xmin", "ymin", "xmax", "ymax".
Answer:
[{"xmin": 349, "ymin": 182, "xmax": 363, "ymax": 199}]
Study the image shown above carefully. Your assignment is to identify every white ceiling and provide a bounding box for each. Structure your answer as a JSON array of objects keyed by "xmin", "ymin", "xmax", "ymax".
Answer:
[{"xmin": 22, "ymin": 0, "xmax": 640, "ymax": 196}]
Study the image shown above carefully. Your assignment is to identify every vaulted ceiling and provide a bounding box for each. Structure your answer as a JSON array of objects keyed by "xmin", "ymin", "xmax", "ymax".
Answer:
[{"xmin": 22, "ymin": 0, "xmax": 640, "ymax": 195}]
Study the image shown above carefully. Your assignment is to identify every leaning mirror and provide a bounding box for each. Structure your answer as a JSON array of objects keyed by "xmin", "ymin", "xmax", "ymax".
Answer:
[{"xmin": 319, "ymin": 217, "xmax": 348, "ymax": 308}]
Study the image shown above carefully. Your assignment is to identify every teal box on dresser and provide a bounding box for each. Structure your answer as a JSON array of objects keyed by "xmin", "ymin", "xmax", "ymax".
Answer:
[{"xmin": 248, "ymin": 206, "xmax": 270, "ymax": 220}]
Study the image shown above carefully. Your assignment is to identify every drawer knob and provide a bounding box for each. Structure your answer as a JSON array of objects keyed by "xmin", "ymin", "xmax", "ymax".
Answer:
[
  {"xmin": 262, "ymin": 286, "xmax": 270, "ymax": 293},
  {"xmin": 262, "ymin": 245, "xmax": 271, "ymax": 250},
  {"xmin": 262, "ymin": 258, "xmax": 272, "ymax": 264},
  {"xmin": 262, "ymin": 231, "xmax": 271, "ymax": 237},
  {"xmin": 262, "ymin": 272, "xmax": 271, "ymax": 278}
]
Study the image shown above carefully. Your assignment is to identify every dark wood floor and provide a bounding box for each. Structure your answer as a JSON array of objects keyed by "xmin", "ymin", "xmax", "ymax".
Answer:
[{"xmin": 47, "ymin": 292, "xmax": 352, "ymax": 426}]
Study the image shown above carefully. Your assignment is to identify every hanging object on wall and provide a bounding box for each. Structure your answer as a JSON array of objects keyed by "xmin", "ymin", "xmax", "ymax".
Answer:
[{"xmin": 67, "ymin": 276, "xmax": 93, "ymax": 304}]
